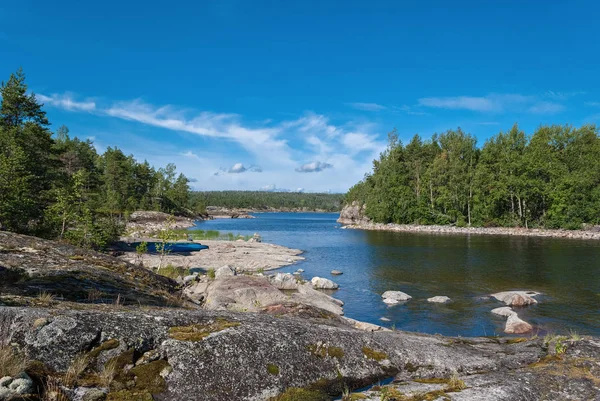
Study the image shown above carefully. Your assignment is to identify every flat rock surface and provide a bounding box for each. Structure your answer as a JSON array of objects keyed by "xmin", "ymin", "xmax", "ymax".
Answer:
[
  {"xmin": 3, "ymin": 306, "xmax": 588, "ymax": 401},
  {"xmin": 121, "ymin": 239, "xmax": 304, "ymax": 272}
]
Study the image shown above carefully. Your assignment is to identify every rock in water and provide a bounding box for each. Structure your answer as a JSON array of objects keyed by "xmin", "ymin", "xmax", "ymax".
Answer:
[
  {"xmin": 331, "ymin": 270, "xmax": 343, "ymax": 275},
  {"xmin": 311, "ymin": 277, "xmax": 339, "ymax": 289},
  {"xmin": 427, "ymin": 296, "xmax": 451, "ymax": 303},
  {"xmin": 382, "ymin": 291, "xmax": 412, "ymax": 303},
  {"xmin": 505, "ymin": 313, "xmax": 533, "ymax": 334},
  {"xmin": 491, "ymin": 307, "xmax": 515, "ymax": 317},
  {"xmin": 491, "ymin": 291, "xmax": 540, "ymax": 306},
  {"xmin": 215, "ymin": 265, "xmax": 236, "ymax": 279}
]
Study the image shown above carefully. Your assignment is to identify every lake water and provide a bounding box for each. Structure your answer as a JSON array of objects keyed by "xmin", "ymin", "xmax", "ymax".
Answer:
[{"xmin": 192, "ymin": 212, "xmax": 600, "ymax": 337}]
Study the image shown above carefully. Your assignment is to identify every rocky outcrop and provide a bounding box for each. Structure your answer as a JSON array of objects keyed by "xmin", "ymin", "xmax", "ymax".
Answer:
[
  {"xmin": 125, "ymin": 210, "xmax": 196, "ymax": 237},
  {"xmin": 3, "ymin": 306, "xmax": 583, "ymax": 401},
  {"xmin": 0, "ymin": 231, "xmax": 179, "ymax": 306},
  {"xmin": 205, "ymin": 206, "xmax": 255, "ymax": 219},
  {"xmin": 337, "ymin": 201, "xmax": 370, "ymax": 225},
  {"xmin": 185, "ymin": 274, "xmax": 344, "ymax": 316}
]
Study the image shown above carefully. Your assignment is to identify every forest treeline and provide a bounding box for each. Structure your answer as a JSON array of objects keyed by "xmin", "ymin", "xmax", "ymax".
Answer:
[
  {"xmin": 346, "ymin": 124, "xmax": 600, "ymax": 229},
  {"xmin": 191, "ymin": 191, "xmax": 344, "ymax": 212},
  {"xmin": 0, "ymin": 69, "xmax": 194, "ymax": 248}
]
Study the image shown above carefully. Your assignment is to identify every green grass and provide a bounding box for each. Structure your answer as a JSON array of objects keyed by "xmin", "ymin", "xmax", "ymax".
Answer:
[
  {"xmin": 157, "ymin": 264, "xmax": 190, "ymax": 279},
  {"xmin": 172, "ymin": 229, "xmax": 251, "ymax": 241}
]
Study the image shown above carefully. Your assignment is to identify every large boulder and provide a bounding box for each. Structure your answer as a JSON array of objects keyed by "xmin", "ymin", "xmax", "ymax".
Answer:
[
  {"xmin": 491, "ymin": 291, "xmax": 540, "ymax": 306},
  {"xmin": 269, "ymin": 273, "xmax": 300, "ymax": 290},
  {"xmin": 311, "ymin": 277, "xmax": 339, "ymax": 290}
]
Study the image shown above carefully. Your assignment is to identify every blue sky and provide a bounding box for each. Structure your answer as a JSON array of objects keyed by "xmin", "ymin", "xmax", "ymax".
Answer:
[{"xmin": 2, "ymin": 0, "xmax": 599, "ymax": 192}]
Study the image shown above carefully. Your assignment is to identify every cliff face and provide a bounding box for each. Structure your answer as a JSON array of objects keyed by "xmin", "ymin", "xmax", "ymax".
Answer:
[{"xmin": 337, "ymin": 201, "xmax": 370, "ymax": 225}]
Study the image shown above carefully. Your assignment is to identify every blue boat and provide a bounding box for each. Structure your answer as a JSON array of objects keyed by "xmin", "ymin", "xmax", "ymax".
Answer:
[{"xmin": 131, "ymin": 242, "xmax": 209, "ymax": 253}]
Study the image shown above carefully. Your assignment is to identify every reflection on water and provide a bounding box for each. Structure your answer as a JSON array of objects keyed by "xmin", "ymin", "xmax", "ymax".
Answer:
[{"xmin": 193, "ymin": 213, "xmax": 600, "ymax": 337}]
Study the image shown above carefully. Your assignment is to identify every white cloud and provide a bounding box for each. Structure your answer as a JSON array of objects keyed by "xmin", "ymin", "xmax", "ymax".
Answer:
[
  {"xmin": 228, "ymin": 163, "xmax": 246, "ymax": 173},
  {"xmin": 37, "ymin": 93, "xmax": 96, "ymax": 111},
  {"xmin": 181, "ymin": 151, "xmax": 201, "ymax": 160},
  {"xmin": 295, "ymin": 161, "xmax": 333, "ymax": 173},
  {"xmin": 347, "ymin": 102, "xmax": 387, "ymax": 112},
  {"xmin": 528, "ymin": 101, "xmax": 565, "ymax": 114},
  {"xmin": 585, "ymin": 102, "xmax": 600, "ymax": 107}
]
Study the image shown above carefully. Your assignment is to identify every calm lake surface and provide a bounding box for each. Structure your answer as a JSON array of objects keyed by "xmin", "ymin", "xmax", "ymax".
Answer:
[{"xmin": 192, "ymin": 212, "xmax": 600, "ymax": 337}]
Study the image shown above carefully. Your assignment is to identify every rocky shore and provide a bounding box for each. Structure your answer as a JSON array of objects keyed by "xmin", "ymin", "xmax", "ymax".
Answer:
[
  {"xmin": 1, "ymin": 230, "xmax": 599, "ymax": 400},
  {"xmin": 338, "ymin": 202, "xmax": 600, "ymax": 240}
]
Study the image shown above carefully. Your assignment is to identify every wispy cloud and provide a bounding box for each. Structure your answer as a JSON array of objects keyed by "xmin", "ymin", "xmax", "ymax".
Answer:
[
  {"xmin": 544, "ymin": 90, "xmax": 585, "ymax": 100},
  {"xmin": 346, "ymin": 102, "xmax": 387, "ymax": 112},
  {"xmin": 418, "ymin": 93, "xmax": 565, "ymax": 115},
  {"xmin": 295, "ymin": 161, "xmax": 333, "ymax": 173},
  {"xmin": 418, "ymin": 94, "xmax": 531, "ymax": 112},
  {"xmin": 528, "ymin": 101, "xmax": 565, "ymax": 114},
  {"xmin": 585, "ymin": 101, "xmax": 600, "ymax": 107},
  {"xmin": 37, "ymin": 93, "xmax": 96, "ymax": 112},
  {"xmin": 393, "ymin": 105, "xmax": 428, "ymax": 116}
]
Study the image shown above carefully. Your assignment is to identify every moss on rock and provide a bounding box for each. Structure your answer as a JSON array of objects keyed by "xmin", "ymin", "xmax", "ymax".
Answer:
[
  {"xmin": 269, "ymin": 387, "xmax": 330, "ymax": 401},
  {"xmin": 362, "ymin": 346, "xmax": 387, "ymax": 361},
  {"xmin": 168, "ymin": 318, "xmax": 240, "ymax": 341}
]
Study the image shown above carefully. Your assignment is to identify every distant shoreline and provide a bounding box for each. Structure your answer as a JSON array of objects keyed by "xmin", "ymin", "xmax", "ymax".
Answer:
[{"xmin": 341, "ymin": 221, "xmax": 600, "ymax": 240}]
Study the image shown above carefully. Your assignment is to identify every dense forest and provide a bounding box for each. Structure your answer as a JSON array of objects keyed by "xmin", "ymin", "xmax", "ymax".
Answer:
[
  {"xmin": 0, "ymin": 69, "xmax": 194, "ymax": 248},
  {"xmin": 191, "ymin": 191, "xmax": 344, "ymax": 212},
  {"xmin": 346, "ymin": 125, "xmax": 600, "ymax": 229}
]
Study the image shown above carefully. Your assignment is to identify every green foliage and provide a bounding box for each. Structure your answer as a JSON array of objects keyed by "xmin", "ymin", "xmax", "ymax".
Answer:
[
  {"xmin": 0, "ymin": 69, "xmax": 194, "ymax": 248},
  {"xmin": 190, "ymin": 191, "xmax": 344, "ymax": 212},
  {"xmin": 347, "ymin": 124, "xmax": 600, "ymax": 229}
]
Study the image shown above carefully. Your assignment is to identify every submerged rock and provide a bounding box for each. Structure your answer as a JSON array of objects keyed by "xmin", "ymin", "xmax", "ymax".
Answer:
[
  {"xmin": 491, "ymin": 290, "xmax": 540, "ymax": 306},
  {"xmin": 311, "ymin": 277, "xmax": 339, "ymax": 290},
  {"xmin": 427, "ymin": 296, "xmax": 452, "ymax": 304}
]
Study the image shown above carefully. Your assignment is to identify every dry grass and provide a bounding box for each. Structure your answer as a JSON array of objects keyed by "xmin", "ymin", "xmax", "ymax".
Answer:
[
  {"xmin": 99, "ymin": 359, "xmax": 118, "ymax": 387},
  {"xmin": 37, "ymin": 291, "xmax": 55, "ymax": 305},
  {"xmin": 43, "ymin": 377, "xmax": 69, "ymax": 401},
  {"xmin": 445, "ymin": 372, "xmax": 467, "ymax": 392},
  {"xmin": 63, "ymin": 354, "xmax": 89, "ymax": 386},
  {"xmin": 0, "ymin": 345, "xmax": 28, "ymax": 377}
]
